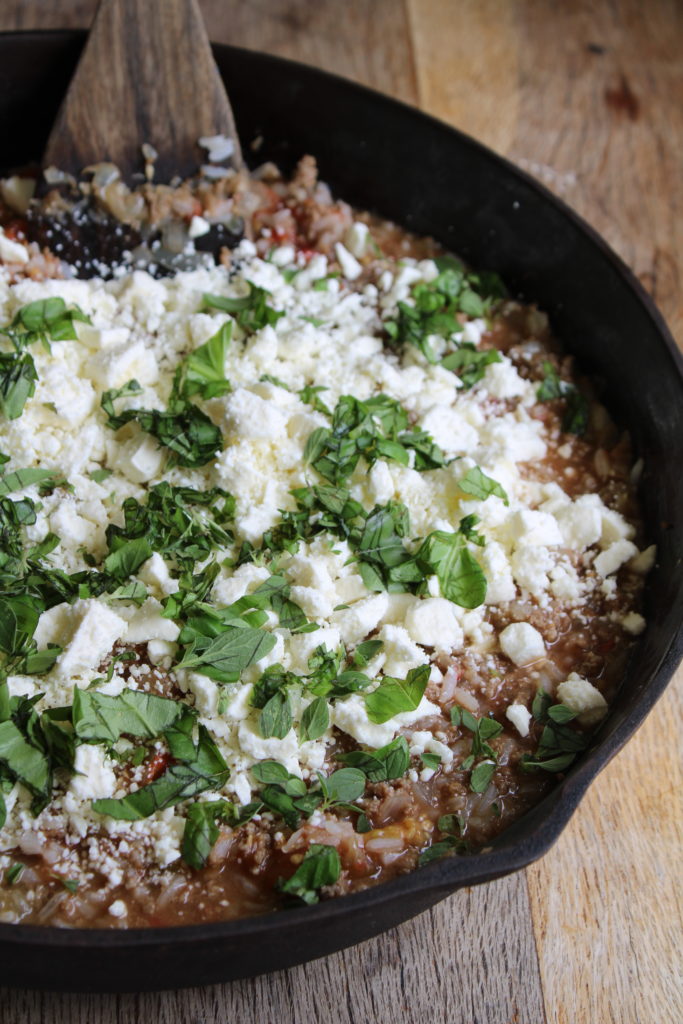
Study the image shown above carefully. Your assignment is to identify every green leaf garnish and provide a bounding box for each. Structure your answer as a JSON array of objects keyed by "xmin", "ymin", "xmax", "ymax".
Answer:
[
  {"xmin": 364, "ymin": 664, "xmax": 430, "ymax": 724},
  {"xmin": 458, "ymin": 466, "xmax": 509, "ymax": 505},
  {"xmin": 277, "ymin": 843, "xmax": 341, "ymax": 905}
]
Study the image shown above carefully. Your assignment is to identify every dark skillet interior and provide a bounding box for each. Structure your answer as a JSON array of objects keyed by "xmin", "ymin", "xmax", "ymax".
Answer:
[{"xmin": 0, "ymin": 31, "xmax": 681, "ymax": 993}]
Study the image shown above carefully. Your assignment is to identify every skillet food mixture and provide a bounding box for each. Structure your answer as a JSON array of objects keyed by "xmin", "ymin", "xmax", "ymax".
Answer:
[{"xmin": 0, "ymin": 157, "xmax": 653, "ymax": 927}]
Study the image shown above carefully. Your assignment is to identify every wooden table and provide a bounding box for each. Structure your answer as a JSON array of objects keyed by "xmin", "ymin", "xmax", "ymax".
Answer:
[{"xmin": 1, "ymin": 3, "xmax": 681, "ymax": 1021}]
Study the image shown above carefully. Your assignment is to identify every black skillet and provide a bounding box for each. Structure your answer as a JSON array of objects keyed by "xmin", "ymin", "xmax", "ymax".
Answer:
[{"xmin": 0, "ymin": 31, "xmax": 681, "ymax": 992}]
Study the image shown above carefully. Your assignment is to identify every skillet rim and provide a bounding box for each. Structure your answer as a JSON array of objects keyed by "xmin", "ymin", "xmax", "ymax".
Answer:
[{"xmin": 0, "ymin": 29, "xmax": 680, "ymax": 962}]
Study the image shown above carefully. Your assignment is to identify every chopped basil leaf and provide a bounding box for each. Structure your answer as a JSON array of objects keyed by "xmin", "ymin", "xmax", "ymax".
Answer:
[
  {"xmin": 101, "ymin": 379, "xmax": 223, "ymax": 469},
  {"xmin": 203, "ymin": 283, "xmax": 284, "ymax": 333},
  {"xmin": 364, "ymin": 664, "xmax": 430, "ymax": 724},
  {"xmin": 304, "ymin": 393, "xmax": 445, "ymax": 486},
  {"xmin": 89, "ymin": 468, "xmax": 113, "ymax": 484},
  {"xmin": 92, "ymin": 725, "xmax": 229, "ymax": 820},
  {"xmin": 441, "ymin": 344, "xmax": 502, "ymax": 388},
  {"xmin": 0, "ymin": 352, "xmax": 38, "ymax": 420},
  {"xmin": 181, "ymin": 799, "xmax": 235, "ymax": 869},
  {"xmin": 176, "ymin": 322, "xmax": 232, "ymax": 400},
  {"xmin": 73, "ymin": 688, "xmax": 185, "ymax": 744},
  {"xmin": 299, "ymin": 696, "xmax": 329, "ymax": 742},
  {"xmin": 176, "ymin": 626, "xmax": 277, "ymax": 683},
  {"xmin": 0, "ymin": 468, "xmax": 62, "ymax": 497},
  {"xmin": 298, "ymin": 384, "xmax": 332, "ymax": 416},
  {"xmin": 536, "ymin": 361, "xmax": 588, "ymax": 435},
  {"xmin": 420, "ymin": 752, "xmax": 441, "ymax": 770},
  {"xmin": 277, "ymin": 843, "xmax": 341, "ymax": 905},
  {"xmin": 458, "ymin": 466, "xmax": 509, "ymax": 505},
  {"xmin": 259, "ymin": 690, "xmax": 293, "ymax": 739},
  {"xmin": 5, "ymin": 862, "xmax": 24, "ymax": 885},
  {"xmin": 105, "ymin": 482, "xmax": 234, "ymax": 574},
  {"xmin": 385, "ymin": 258, "xmax": 504, "ymax": 365},
  {"xmin": 318, "ymin": 766, "xmax": 365, "ymax": 804},
  {"xmin": 470, "ymin": 759, "xmax": 496, "ymax": 793},
  {"xmin": 0, "ymin": 719, "xmax": 51, "ymax": 800}
]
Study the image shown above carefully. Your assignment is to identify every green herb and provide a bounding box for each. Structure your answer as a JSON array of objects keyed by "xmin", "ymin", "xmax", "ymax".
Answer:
[
  {"xmin": 420, "ymin": 752, "xmax": 441, "ymax": 770},
  {"xmin": 0, "ymin": 468, "xmax": 61, "ymax": 497},
  {"xmin": 298, "ymin": 384, "xmax": 332, "ymax": 416},
  {"xmin": 0, "ymin": 719, "xmax": 51, "ymax": 802},
  {"xmin": 536, "ymin": 361, "xmax": 589, "ymax": 435},
  {"xmin": 364, "ymin": 664, "xmax": 430, "ymax": 724},
  {"xmin": 101, "ymin": 379, "xmax": 223, "ymax": 469},
  {"xmin": 520, "ymin": 690, "xmax": 587, "ymax": 773},
  {"xmin": 105, "ymin": 482, "xmax": 234, "ymax": 574},
  {"xmin": 176, "ymin": 322, "xmax": 232, "ymax": 400},
  {"xmin": 277, "ymin": 843, "xmax": 341, "ymax": 905},
  {"xmin": 87, "ymin": 468, "xmax": 112, "ymax": 485},
  {"xmin": 441, "ymin": 344, "xmax": 502, "ymax": 389},
  {"xmin": 384, "ymin": 257, "xmax": 505, "ymax": 364},
  {"xmin": 418, "ymin": 813, "xmax": 469, "ymax": 865},
  {"xmin": 0, "ymin": 299, "xmax": 92, "ymax": 420},
  {"xmin": 470, "ymin": 760, "xmax": 496, "ymax": 792},
  {"xmin": 176, "ymin": 626, "xmax": 277, "ymax": 684},
  {"xmin": 299, "ymin": 696, "xmax": 330, "ymax": 742},
  {"xmin": 181, "ymin": 799, "xmax": 236, "ymax": 869},
  {"xmin": 350, "ymin": 639, "xmax": 383, "ymax": 669},
  {"xmin": 458, "ymin": 466, "xmax": 509, "ymax": 505},
  {"xmin": 259, "ymin": 690, "xmax": 293, "ymax": 739},
  {"xmin": 338, "ymin": 735, "xmax": 411, "ymax": 782},
  {"xmin": 317, "ymin": 766, "xmax": 366, "ymax": 805},
  {"xmin": 203, "ymin": 283, "xmax": 284, "ymax": 333},
  {"xmin": 92, "ymin": 724, "xmax": 229, "ymax": 821},
  {"xmin": 0, "ymin": 352, "xmax": 38, "ymax": 420},
  {"xmin": 304, "ymin": 393, "xmax": 445, "ymax": 485},
  {"xmin": 5, "ymin": 862, "xmax": 24, "ymax": 885},
  {"xmin": 2, "ymin": 298, "xmax": 91, "ymax": 351},
  {"xmin": 73, "ymin": 688, "xmax": 185, "ymax": 745}
]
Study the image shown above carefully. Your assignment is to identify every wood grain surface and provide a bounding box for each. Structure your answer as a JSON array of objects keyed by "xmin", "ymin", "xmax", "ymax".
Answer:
[{"xmin": 0, "ymin": 2, "xmax": 681, "ymax": 1022}]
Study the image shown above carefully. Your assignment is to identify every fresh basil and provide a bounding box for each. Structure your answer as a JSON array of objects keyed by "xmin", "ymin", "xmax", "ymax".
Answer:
[
  {"xmin": 458, "ymin": 466, "xmax": 509, "ymax": 505},
  {"xmin": 101, "ymin": 380, "xmax": 223, "ymax": 469},
  {"xmin": 177, "ymin": 322, "xmax": 232, "ymax": 401},
  {"xmin": 364, "ymin": 664, "xmax": 430, "ymax": 724},
  {"xmin": 259, "ymin": 690, "xmax": 293, "ymax": 739},
  {"xmin": 299, "ymin": 696, "xmax": 329, "ymax": 742},
  {"xmin": 441, "ymin": 344, "xmax": 502, "ymax": 389},
  {"xmin": 536, "ymin": 361, "xmax": 588, "ymax": 435},
  {"xmin": 203, "ymin": 283, "xmax": 284, "ymax": 333},
  {"xmin": 0, "ymin": 719, "xmax": 51, "ymax": 800},
  {"xmin": 181, "ymin": 799, "xmax": 235, "ymax": 869},
  {"xmin": 176, "ymin": 626, "xmax": 277, "ymax": 683},
  {"xmin": 339, "ymin": 734, "xmax": 412, "ymax": 782},
  {"xmin": 92, "ymin": 724, "xmax": 229, "ymax": 820},
  {"xmin": 73, "ymin": 688, "xmax": 185, "ymax": 744},
  {"xmin": 277, "ymin": 843, "xmax": 341, "ymax": 905}
]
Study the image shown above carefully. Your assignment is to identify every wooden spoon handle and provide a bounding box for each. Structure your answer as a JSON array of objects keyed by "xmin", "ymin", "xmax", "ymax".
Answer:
[{"xmin": 43, "ymin": 0, "xmax": 242, "ymax": 182}]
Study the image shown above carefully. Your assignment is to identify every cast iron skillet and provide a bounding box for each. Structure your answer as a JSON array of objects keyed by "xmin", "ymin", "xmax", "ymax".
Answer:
[{"xmin": 0, "ymin": 31, "xmax": 681, "ymax": 993}]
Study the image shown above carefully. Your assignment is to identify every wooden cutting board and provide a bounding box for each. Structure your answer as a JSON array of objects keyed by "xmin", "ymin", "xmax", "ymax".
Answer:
[{"xmin": 0, "ymin": 2, "xmax": 681, "ymax": 1022}]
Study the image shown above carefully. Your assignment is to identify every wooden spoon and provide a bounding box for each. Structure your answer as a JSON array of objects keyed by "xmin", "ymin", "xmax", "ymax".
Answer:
[{"xmin": 43, "ymin": 0, "xmax": 242, "ymax": 181}]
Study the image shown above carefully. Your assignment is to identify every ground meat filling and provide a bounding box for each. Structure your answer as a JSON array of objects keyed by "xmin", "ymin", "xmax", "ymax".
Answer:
[{"xmin": 0, "ymin": 155, "xmax": 650, "ymax": 927}]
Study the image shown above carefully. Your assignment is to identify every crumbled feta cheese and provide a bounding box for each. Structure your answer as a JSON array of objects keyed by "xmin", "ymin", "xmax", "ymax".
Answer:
[
  {"xmin": 404, "ymin": 598, "xmax": 464, "ymax": 653},
  {"xmin": 557, "ymin": 673, "xmax": 608, "ymax": 726},
  {"xmin": 505, "ymin": 703, "xmax": 531, "ymax": 737},
  {"xmin": 499, "ymin": 622, "xmax": 546, "ymax": 666},
  {"xmin": 593, "ymin": 539, "xmax": 638, "ymax": 578}
]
